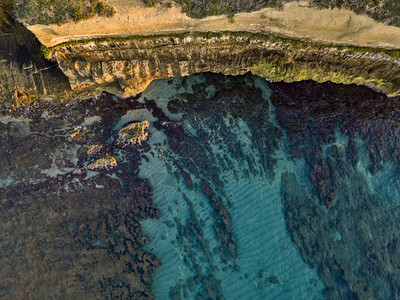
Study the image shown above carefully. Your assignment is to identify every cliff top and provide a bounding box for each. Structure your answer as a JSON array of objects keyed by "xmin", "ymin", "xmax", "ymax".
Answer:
[{"xmin": 27, "ymin": 0, "xmax": 400, "ymax": 49}]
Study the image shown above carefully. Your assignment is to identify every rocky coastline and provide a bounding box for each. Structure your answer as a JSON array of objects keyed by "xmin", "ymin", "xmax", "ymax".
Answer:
[
  {"xmin": 2, "ymin": 1, "xmax": 400, "ymax": 106},
  {"xmin": 2, "ymin": 2, "xmax": 400, "ymax": 299}
]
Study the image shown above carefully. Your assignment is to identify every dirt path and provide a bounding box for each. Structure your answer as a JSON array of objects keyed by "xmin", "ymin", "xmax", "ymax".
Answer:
[{"xmin": 28, "ymin": 0, "xmax": 400, "ymax": 49}]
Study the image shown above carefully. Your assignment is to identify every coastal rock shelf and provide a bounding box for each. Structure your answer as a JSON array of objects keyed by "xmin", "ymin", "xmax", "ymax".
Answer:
[{"xmin": 48, "ymin": 34, "xmax": 400, "ymax": 98}]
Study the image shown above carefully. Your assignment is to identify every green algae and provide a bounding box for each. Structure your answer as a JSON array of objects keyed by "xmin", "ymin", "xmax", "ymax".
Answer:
[{"xmin": 250, "ymin": 60, "xmax": 396, "ymax": 95}]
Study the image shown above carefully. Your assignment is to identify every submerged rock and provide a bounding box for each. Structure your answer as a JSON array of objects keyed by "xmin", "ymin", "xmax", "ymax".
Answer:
[
  {"xmin": 87, "ymin": 154, "xmax": 118, "ymax": 171},
  {"xmin": 80, "ymin": 144, "xmax": 105, "ymax": 159},
  {"xmin": 116, "ymin": 120, "xmax": 150, "ymax": 147},
  {"xmin": 85, "ymin": 144, "xmax": 104, "ymax": 156}
]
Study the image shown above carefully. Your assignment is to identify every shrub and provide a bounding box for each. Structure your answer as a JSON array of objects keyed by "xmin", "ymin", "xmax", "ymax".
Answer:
[
  {"xmin": 14, "ymin": 0, "xmax": 115, "ymax": 25},
  {"xmin": 140, "ymin": 0, "xmax": 400, "ymax": 27}
]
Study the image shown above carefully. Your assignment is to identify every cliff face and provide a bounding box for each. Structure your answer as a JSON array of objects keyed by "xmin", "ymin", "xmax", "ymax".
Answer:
[
  {"xmin": 0, "ymin": 3, "xmax": 70, "ymax": 105},
  {"xmin": 50, "ymin": 34, "xmax": 400, "ymax": 97}
]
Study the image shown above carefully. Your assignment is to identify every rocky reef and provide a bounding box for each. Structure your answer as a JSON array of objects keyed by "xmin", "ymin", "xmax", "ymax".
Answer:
[
  {"xmin": 3, "ymin": 71, "xmax": 400, "ymax": 299},
  {"xmin": 48, "ymin": 33, "xmax": 400, "ymax": 98},
  {"xmin": 271, "ymin": 80, "xmax": 400, "ymax": 299},
  {"xmin": 135, "ymin": 73, "xmax": 400, "ymax": 299},
  {"xmin": 0, "ymin": 92, "xmax": 162, "ymax": 299}
]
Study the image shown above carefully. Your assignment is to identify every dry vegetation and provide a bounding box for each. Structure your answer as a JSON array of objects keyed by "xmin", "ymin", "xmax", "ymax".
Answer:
[
  {"xmin": 144, "ymin": 0, "xmax": 288, "ymax": 18},
  {"xmin": 0, "ymin": 0, "xmax": 15, "ymax": 31},
  {"xmin": 12, "ymin": 0, "xmax": 400, "ymax": 27},
  {"xmin": 14, "ymin": 0, "xmax": 115, "ymax": 25},
  {"xmin": 142, "ymin": 0, "xmax": 400, "ymax": 27},
  {"xmin": 311, "ymin": 0, "xmax": 400, "ymax": 27}
]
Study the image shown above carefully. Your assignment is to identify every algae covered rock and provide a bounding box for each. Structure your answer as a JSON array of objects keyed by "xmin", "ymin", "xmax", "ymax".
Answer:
[
  {"xmin": 82, "ymin": 144, "xmax": 105, "ymax": 158},
  {"xmin": 85, "ymin": 144, "xmax": 104, "ymax": 155},
  {"xmin": 87, "ymin": 154, "xmax": 117, "ymax": 171},
  {"xmin": 77, "ymin": 144, "xmax": 107, "ymax": 163},
  {"xmin": 116, "ymin": 120, "xmax": 150, "ymax": 147},
  {"xmin": 67, "ymin": 126, "xmax": 89, "ymax": 143}
]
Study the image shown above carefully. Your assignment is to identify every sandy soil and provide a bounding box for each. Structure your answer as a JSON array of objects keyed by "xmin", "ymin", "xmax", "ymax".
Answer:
[{"xmin": 28, "ymin": 0, "xmax": 400, "ymax": 49}]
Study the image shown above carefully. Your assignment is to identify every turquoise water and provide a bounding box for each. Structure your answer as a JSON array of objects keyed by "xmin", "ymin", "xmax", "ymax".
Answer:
[
  {"xmin": 129, "ymin": 74, "xmax": 400, "ymax": 300},
  {"xmin": 124, "ymin": 75, "xmax": 325, "ymax": 299},
  {"xmin": 3, "ymin": 72, "xmax": 400, "ymax": 299}
]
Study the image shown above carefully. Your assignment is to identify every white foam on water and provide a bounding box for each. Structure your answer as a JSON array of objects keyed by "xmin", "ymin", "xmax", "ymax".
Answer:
[
  {"xmin": 364, "ymin": 161, "xmax": 400, "ymax": 206},
  {"xmin": 351, "ymin": 133, "xmax": 399, "ymax": 206},
  {"xmin": 0, "ymin": 177, "xmax": 16, "ymax": 189},
  {"xmin": 85, "ymin": 170, "xmax": 100, "ymax": 180},
  {"xmin": 139, "ymin": 78, "xmax": 189, "ymax": 121}
]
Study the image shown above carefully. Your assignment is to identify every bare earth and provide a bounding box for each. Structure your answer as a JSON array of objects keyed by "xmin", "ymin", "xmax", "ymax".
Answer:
[{"xmin": 28, "ymin": 0, "xmax": 400, "ymax": 49}]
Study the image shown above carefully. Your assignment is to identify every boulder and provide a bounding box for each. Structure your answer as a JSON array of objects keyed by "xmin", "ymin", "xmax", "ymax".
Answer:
[{"xmin": 116, "ymin": 120, "xmax": 150, "ymax": 147}]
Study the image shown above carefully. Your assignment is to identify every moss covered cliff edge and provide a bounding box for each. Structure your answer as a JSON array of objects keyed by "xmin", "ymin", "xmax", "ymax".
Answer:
[{"xmin": 47, "ymin": 32, "xmax": 400, "ymax": 98}]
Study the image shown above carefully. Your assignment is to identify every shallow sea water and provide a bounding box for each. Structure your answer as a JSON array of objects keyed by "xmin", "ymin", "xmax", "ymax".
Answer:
[
  {"xmin": 135, "ymin": 74, "xmax": 400, "ymax": 300},
  {"xmin": 2, "ymin": 73, "xmax": 400, "ymax": 300},
  {"xmin": 135, "ymin": 76, "xmax": 324, "ymax": 299}
]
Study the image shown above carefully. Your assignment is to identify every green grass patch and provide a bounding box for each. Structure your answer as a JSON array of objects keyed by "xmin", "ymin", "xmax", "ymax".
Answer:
[{"xmin": 40, "ymin": 44, "xmax": 51, "ymax": 59}]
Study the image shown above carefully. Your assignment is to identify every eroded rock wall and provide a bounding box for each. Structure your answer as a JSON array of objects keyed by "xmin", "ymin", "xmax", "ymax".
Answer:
[
  {"xmin": 50, "ymin": 35, "xmax": 400, "ymax": 97},
  {"xmin": 0, "ymin": 3, "xmax": 70, "ymax": 104}
]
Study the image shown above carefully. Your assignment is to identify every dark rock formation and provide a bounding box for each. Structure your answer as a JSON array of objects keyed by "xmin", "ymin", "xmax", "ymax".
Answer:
[
  {"xmin": 272, "ymin": 80, "xmax": 400, "ymax": 299},
  {"xmin": 0, "ymin": 92, "xmax": 161, "ymax": 299}
]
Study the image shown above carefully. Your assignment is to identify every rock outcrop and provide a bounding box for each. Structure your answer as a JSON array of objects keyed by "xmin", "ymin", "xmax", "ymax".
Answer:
[
  {"xmin": 116, "ymin": 120, "xmax": 150, "ymax": 147},
  {"xmin": 87, "ymin": 154, "xmax": 118, "ymax": 171},
  {"xmin": 49, "ymin": 34, "xmax": 400, "ymax": 97}
]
